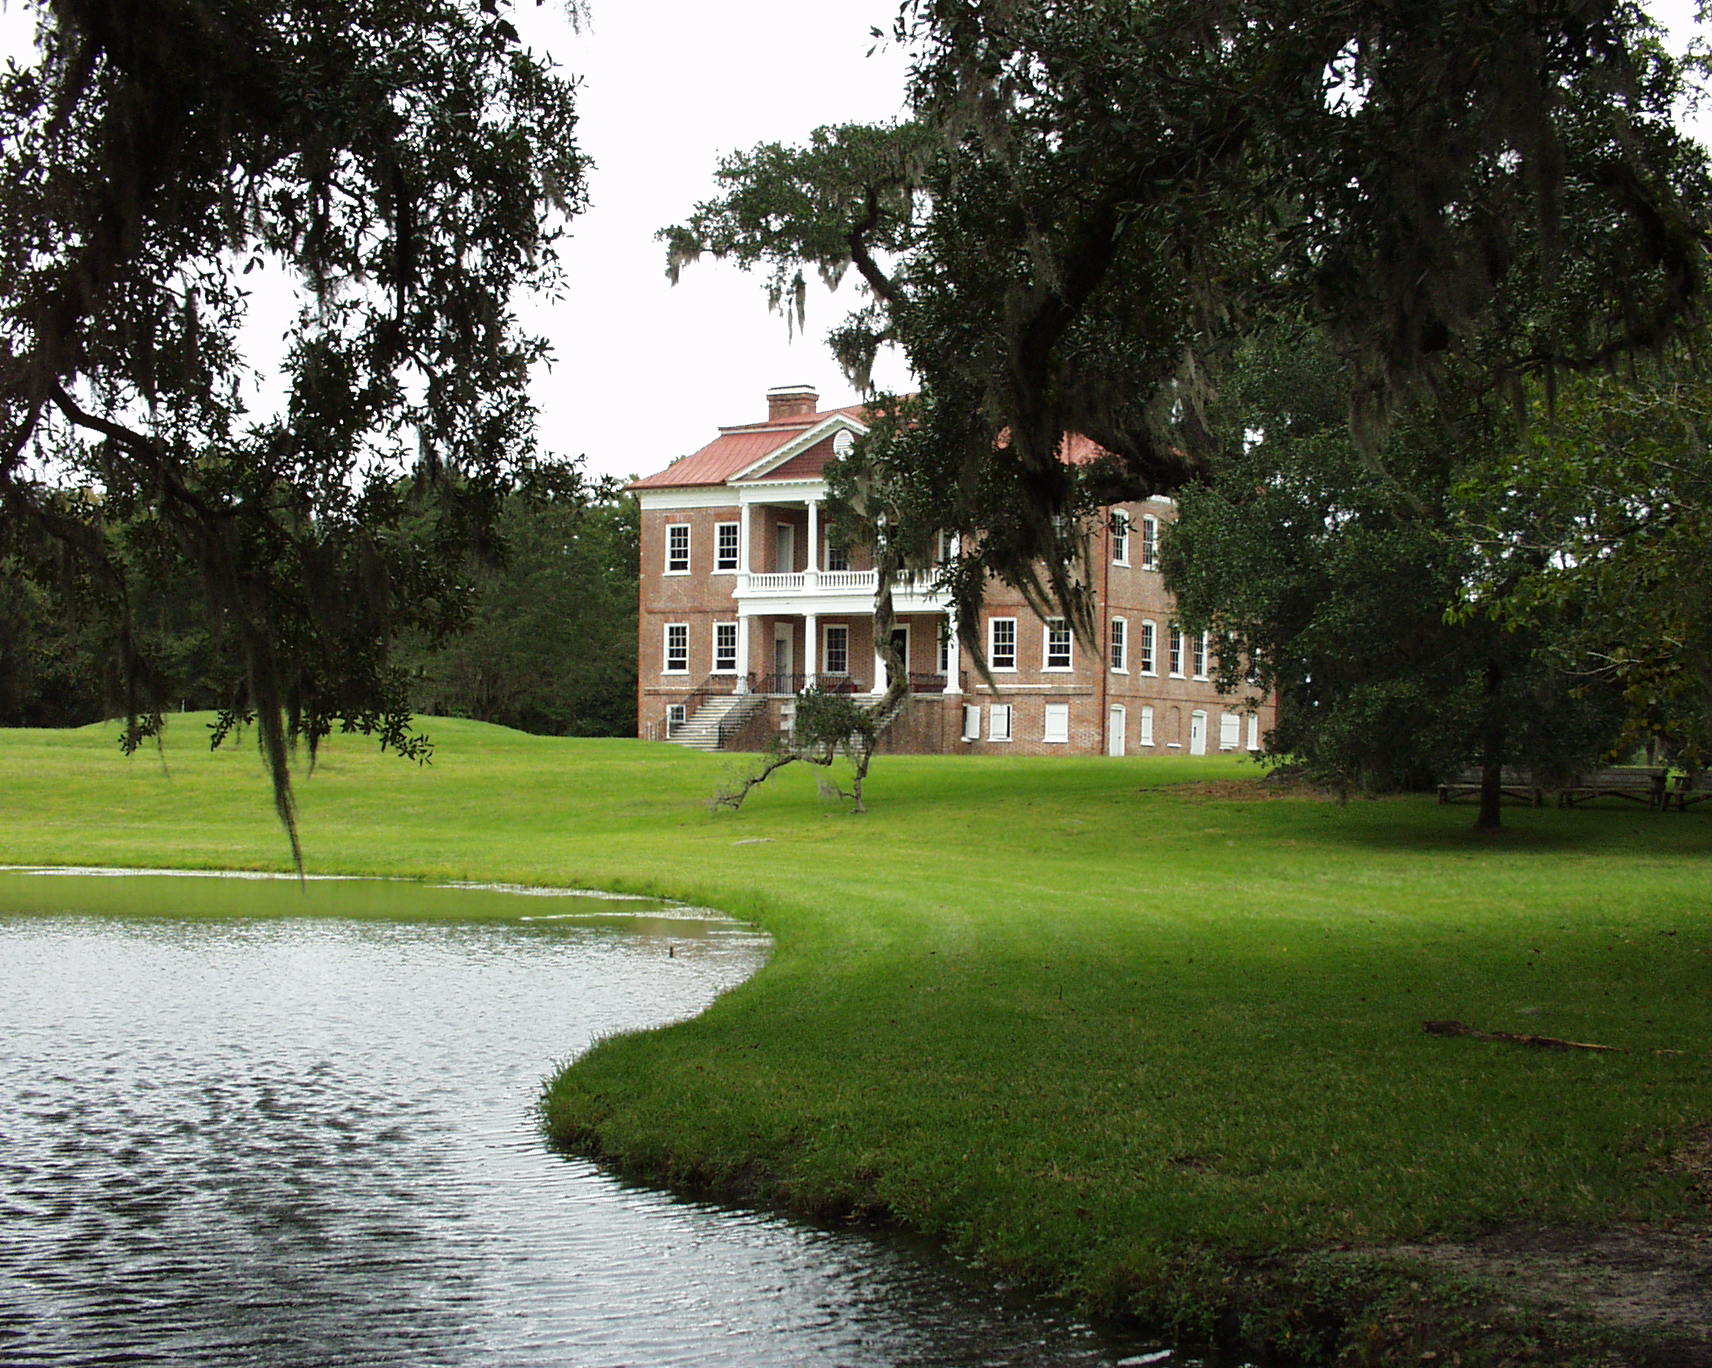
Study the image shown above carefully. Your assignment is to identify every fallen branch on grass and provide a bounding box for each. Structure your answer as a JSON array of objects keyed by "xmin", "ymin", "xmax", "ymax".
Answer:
[{"xmin": 1422, "ymin": 1020, "xmax": 1623, "ymax": 1052}]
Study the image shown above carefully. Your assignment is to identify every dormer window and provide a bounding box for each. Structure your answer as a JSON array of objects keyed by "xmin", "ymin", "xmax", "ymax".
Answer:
[{"xmin": 832, "ymin": 430, "xmax": 855, "ymax": 458}]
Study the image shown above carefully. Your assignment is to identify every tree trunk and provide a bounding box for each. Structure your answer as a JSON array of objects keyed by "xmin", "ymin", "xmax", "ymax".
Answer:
[{"xmin": 1475, "ymin": 660, "xmax": 1505, "ymax": 832}]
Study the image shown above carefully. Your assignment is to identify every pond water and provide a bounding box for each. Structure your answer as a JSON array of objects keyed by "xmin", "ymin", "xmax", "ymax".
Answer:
[{"xmin": 0, "ymin": 869, "xmax": 1178, "ymax": 1368}]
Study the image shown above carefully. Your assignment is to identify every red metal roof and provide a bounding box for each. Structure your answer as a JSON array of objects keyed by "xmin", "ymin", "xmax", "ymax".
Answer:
[
  {"xmin": 628, "ymin": 405, "xmax": 869, "ymax": 490},
  {"xmin": 629, "ymin": 403, "xmax": 1110, "ymax": 491}
]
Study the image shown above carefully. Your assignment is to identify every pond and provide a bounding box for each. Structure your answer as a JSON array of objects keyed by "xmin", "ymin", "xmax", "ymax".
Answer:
[{"xmin": 0, "ymin": 869, "xmax": 1179, "ymax": 1368}]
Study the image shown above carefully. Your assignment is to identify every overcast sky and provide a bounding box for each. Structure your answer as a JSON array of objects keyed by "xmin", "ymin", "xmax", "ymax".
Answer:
[{"xmin": 2, "ymin": 1, "xmax": 1705, "ymax": 485}]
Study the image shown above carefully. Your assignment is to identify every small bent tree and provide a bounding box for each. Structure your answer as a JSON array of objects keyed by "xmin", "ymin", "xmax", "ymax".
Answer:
[{"xmin": 713, "ymin": 585, "xmax": 910, "ymax": 815}]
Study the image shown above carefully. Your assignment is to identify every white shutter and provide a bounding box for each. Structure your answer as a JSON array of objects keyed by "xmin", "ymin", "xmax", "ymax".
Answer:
[
  {"xmin": 1139, "ymin": 706, "xmax": 1154, "ymax": 746},
  {"xmin": 1043, "ymin": 702, "xmax": 1070, "ymax": 743}
]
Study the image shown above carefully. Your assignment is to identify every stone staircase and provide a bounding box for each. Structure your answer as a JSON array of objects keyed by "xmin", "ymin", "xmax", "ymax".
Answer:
[{"xmin": 667, "ymin": 692, "xmax": 765, "ymax": 751}]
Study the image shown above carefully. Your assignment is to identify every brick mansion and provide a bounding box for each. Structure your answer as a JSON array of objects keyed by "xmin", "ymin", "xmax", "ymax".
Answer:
[{"xmin": 631, "ymin": 385, "xmax": 1276, "ymax": 757}]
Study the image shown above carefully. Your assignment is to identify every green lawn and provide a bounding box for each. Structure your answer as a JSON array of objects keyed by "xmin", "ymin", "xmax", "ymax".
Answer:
[{"xmin": 3, "ymin": 715, "xmax": 1708, "ymax": 1361}]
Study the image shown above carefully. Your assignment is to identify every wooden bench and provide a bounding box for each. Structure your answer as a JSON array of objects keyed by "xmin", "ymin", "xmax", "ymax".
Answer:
[
  {"xmin": 1558, "ymin": 768, "xmax": 1664, "ymax": 810},
  {"xmin": 1662, "ymin": 771, "xmax": 1712, "ymax": 812},
  {"xmin": 1436, "ymin": 768, "xmax": 1545, "ymax": 807}
]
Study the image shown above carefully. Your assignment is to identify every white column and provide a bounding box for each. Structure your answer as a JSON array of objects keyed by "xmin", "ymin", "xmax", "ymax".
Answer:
[
  {"xmin": 803, "ymin": 613, "xmax": 818, "ymax": 688},
  {"xmin": 944, "ymin": 609, "xmax": 962, "ymax": 695},
  {"xmin": 735, "ymin": 615, "xmax": 751, "ymax": 691},
  {"xmin": 873, "ymin": 623, "xmax": 890, "ymax": 695},
  {"xmin": 737, "ymin": 499, "xmax": 751, "ymax": 577},
  {"xmin": 805, "ymin": 498, "xmax": 821, "ymax": 586}
]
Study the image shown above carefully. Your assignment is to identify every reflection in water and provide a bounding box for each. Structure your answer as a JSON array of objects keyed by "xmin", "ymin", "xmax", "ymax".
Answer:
[{"xmin": 0, "ymin": 875, "xmax": 1174, "ymax": 1367}]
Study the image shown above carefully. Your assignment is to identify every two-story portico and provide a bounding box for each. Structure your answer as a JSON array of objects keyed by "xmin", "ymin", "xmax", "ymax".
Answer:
[{"xmin": 632, "ymin": 384, "xmax": 1277, "ymax": 756}]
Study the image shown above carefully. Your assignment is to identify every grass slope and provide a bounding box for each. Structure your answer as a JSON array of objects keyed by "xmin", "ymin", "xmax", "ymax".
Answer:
[{"xmin": 3, "ymin": 715, "xmax": 1709, "ymax": 1362}]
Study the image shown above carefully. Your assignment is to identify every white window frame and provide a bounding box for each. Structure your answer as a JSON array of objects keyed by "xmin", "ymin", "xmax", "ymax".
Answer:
[
  {"xmin": 662, "ymin": 622, "xmax": 689, "ymax": 674},
  {"xmin": 666, "ymin": 703, "xmax": 687, "ymax": 731},
  {"xmin": 1043, "ymin": 701, "xmax": 1070, "ymax": 744},
  {"xmin": 1140, "ymin": 514, "xmax": 1159, "ymax": 571},
  {"xmin": 1110, "ymin": 510, "xmax": 1130, "ymax": 566},
  {"xmin": 712, "ymin": 621, "xmax": 739, "ymax": 674},
  {"xmin": 1109, "ymin": 616, "xmax": 1128, "ymax": 673},
  {"xmin": 988, "ymin": 617, "xmax": 1018, "ymax": 672},
  {"xmin": 1168, "ymin": 625, "xmax": 1185, "ymax": 678},
  {"xmin": 1043, "ymin": 617, "xmax": 1073, "ymax": 672},
  {"xmin": 713, "ymin": 521, "xmax": 739, "ymax": 573},
  {"xmin": 1139, "ymin": 705, "xmax": 1155, "ymax": 747},
  {"xmin": 989, "ymin": 703, "xmax": 1013, "ymax": 742},
  {"xmin": 1193, "ymin": 631, "xmax": 1211, "ymax": 681},
  {"xmin": 938, "ymin": 620, "xmax": 952, "ymax": 675},
  {"xmin": 825, "ymin": 540, "xmax": 851, "ymax": 572},
  {"xmin": 822, "ymin": 622, "xmax": 851, "ymax": 676},
  {"xmin": 961, "ymin": 703, "xmax": 982, "ymax": 741},
  {"xmin": 1138, "ymin": 619, "xmax": 1157, "ymax": 676},
  {"xmin": 665, "ymin": 523, "xmax": 691, "ymax": 574}
]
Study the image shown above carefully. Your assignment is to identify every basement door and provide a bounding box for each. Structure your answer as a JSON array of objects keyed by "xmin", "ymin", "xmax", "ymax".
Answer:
[
  {"xmin": 1189, "ymin": 710, "xmax": 1208, "ymax": 756},
  {"xmin": 1106, "ymin": 705, "xmax": 1126, "ymax": 757}
]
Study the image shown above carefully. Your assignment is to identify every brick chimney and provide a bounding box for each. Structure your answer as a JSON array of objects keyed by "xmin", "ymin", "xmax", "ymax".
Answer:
[{"xmin": 766, "ymin": 384, "xmax": 819, "ymax": 423}]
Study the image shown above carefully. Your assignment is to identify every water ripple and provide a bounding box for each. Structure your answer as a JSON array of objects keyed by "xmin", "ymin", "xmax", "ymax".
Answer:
[{"xmin": 0, "ymin": 875, "xmax": 1173, "ymax": 1367}]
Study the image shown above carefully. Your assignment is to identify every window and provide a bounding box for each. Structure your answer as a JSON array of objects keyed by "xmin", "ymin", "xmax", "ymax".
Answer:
[
  {"xmin": 936, "ymin": 529, "xmax": 956, "ymax": 564},
  {"xmin": 1220, "ymin": 711, "xmax": 1241, "ymax": 750},
  {"xmin": 713, "ymin": 622, "xmax": 738, "ymax": 673},
  {"xmin": 663, "ymin": 623, "xmax": 689, "ymax": 673},
  {"xmin": 989, "ymin": 703, "xmax": 1013, "ymax": 741},
  {"xmin": 714, "ymin": 522, "xmax": 739, "ymax": 572},
  {"xmin": 1138, "ymin": 619, "xmax": 1157, "ymax": 675},
  {"xmin": 1139, "ymin": 705, "xmax": 1155, "ymax": 747},
  {"xmin": 989, "ymin": 617, "xmax": 1017, "ymax": 671},
  {"xmin": 938, "ymin": 620, "xmax": 953, "ymax": 674},
  {"xmin": 1044, "ymin": 617, "xmax": 1073, "ymax": 670},
  {"xmin": 1247, "ymin": 713, "xmax": 1261, "ymax": 751},
  {"xmin": 1193, "ymin": 631, "xmax": 1210, "ymax": 680},
  {"xmin": 1140, "ymin": 514, "xmax": 1159, "ymax": 570},
  {"xmin": 825, "ymin": 541, "xmax": 851, "ymax": 572},
  {"xmin": 823, "ymin": 623, "xmax": 850, "ymax": 676},
  {"xmin": 1111, "ymin": 511, "xmax": 1130, "ymax": 565},
  {"xmin": 665, "ymin": 523, "xmax": 691, "ymax": 573},
  {"xmin": 666, "ymin": 703, "xmax": 687, "ymax": 732},
  {"xmin": 1043, "ymin": 701, "xmax": 1070, "ymax": 743},
  {"xmin": 1168, "ymin": 624, "xmax": 1184, "ymax": 678},
  {"xmin": 1109, "ymin": 617, "xmax": 1128, "ymax": 673},
  {"xmin": 962, "ymin": 704, "xmax": 981, "ymax": 741}
]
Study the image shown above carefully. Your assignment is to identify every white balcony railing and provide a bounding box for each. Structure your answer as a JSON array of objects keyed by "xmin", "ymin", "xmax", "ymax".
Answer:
[
  {"xmin": 816, "ymin": 569, "xmax": 878, "ymax": 591},
  {"xmin": 742, "ymin": 572, "xmax": 806, "ymax": 592},
  {"xmin": 734, "ymin": 568, "xmax": 949, "ymax": 602}
]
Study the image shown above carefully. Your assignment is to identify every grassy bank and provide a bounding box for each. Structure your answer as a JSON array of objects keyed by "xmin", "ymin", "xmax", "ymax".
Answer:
[{"xmin": 2, "ymin": 716, "xmax": 1709, "ymax": 1364}]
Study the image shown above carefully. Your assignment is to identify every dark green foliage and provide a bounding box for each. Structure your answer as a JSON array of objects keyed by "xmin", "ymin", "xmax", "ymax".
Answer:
[
  {"xmin": 0, "ymin": 0, "xmax": 586, "ymax": 858},
  {"xmin": 1165, "ymin": 322, "xmax": 1625, "ymax": 803},
  {"xmin": 667, "ymin": 0, "xmax": 1710, "ymax": 656},
  {"xmin": 1453, "ymin": 362, "xmax": 1712, "ymax": 770},
  {"xmin": 403, "ymin": 492, "xmax": 638, "ymax": 738}
]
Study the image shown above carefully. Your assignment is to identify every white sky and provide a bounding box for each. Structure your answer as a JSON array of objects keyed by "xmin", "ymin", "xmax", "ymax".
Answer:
[{"xmin": 1, "ymin": 1, "xmax": 1705, "ymax": 485}]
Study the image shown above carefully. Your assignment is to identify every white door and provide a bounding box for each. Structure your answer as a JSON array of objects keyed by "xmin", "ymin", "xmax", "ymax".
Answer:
[
  {"xmin": 774, "ymin": 524, "xmax": 795, "ymax": 573},
  {"xmin": 773, "ymin": 624, "xmax": 793, "ymax": 682},
  {"xmin": 1107, "ymin": 705, "xmax": 1127, "ymax": 757},
  {"xmin": 1189, "ymin": 710, "xmax": 1208, "ymax": 756}
]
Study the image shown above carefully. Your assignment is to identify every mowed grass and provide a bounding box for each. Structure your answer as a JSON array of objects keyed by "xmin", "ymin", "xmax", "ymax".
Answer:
[{"xmin": 2, "ymin": 715, "xmax": 1709, "ymax": 1330}]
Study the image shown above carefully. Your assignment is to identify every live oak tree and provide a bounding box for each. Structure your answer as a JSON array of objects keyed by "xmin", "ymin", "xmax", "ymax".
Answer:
[
  {"xmin": 666, "ymin": 0, "xmax": 1711, "ymax": 676},
  {"xmin": 1453, "ymin": 358, "xmax": 1712, "ymax": 772},
  {"xmin": 0, "ymin": 0, "xmax": 586, "ymax": 860},
  {"xmin": 1163, "ymin": 320, "xmax": 1626, "ymax": 827}
]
